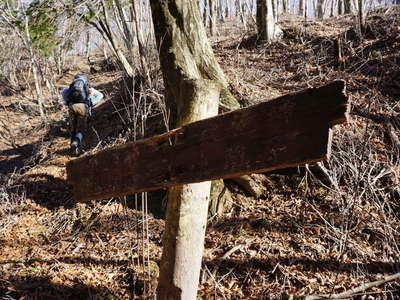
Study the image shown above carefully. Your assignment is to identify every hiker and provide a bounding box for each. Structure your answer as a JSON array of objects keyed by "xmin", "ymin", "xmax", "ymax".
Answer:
[{"xmin": 60, "ymin": 74, "xmax": 104, "ymax": 155}]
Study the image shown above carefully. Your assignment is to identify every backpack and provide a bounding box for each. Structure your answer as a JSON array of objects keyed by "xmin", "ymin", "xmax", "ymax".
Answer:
[{"xmin": 68, "ymin": 75, "xmax": 90, "ymax": 104}]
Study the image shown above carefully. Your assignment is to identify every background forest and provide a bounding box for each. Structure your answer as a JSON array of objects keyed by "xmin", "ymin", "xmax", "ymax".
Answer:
[{"xmin": 0, "ymin": 0, "xmax": 400, "ymax": 299}]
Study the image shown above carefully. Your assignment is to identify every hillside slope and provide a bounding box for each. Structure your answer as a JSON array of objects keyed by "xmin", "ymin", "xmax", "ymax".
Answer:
[{"xmin": 1, "ymin": 8, "xmax": 399, "ymax": 299}]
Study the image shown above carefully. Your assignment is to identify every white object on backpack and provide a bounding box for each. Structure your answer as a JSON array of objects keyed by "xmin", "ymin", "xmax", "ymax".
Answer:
[{"xmin": 60, "ymin": 87, "xmax": 104, "ymax": 106}]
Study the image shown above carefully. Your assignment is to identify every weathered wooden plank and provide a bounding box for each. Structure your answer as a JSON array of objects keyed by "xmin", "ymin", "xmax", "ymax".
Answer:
[{"xmin": 67, "ymin": 80, "xmax": 349, "ymax": 202}]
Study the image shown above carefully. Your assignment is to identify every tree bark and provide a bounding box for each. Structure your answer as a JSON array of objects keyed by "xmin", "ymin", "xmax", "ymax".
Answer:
[
  {"xmin": 272, "ymin": 0, "xmax": 278, "ymax": 22},
  {"xmin": 114, "ymin": 0, "xmax": 134, "ymax": 53},
  {"xmin": 24, "ymin": 16, "xmax": 44, "ymax": 118},
  {"xmin": 358, "ymin": 0, "xmax": 364, "ymax": 31},
  {"xmin": 337, "ymin": 0, "xmax": 343, "ymax": 15},
  {"xmin": 352, "ymin": 0, "xmax": 358, "ymax": 12},
  {"xmin": 217, "ymin": 0, "xmax": 225, "ymax": 21},
  {"xmin": 149, "ymin": 1, "xmax": 233, "ymax": 298},
  {"xmin": 88, "ymin": 3, "xmax": 135, "ymax": 78},
  {"xmin": 132, "ymin": 0, "xmax": 151, "ymax": 83},
  {"xmin": 209, "ymin": 0, "xmax": 217, "ymax": 36},
  {"xmin": 330, "ymin": 0, "xmax": 336, "ymax": 17},
  {"xmin": 317, "ymin": 0, "xmax": 324, "ymax": 18},
  {"xmin": 299, "ymin": 0, "xmax": 306, "ymax": 17},
  {"xmin": 344, "ymin": 0, "xmax": 352, "ymax": 13},
  {"xmin": 282, "ymin": 0, "xmax": 289, "ymax": 13},
  {"xmin": 203, "ymin": 0, "xmax": 208, "ymax": 27},
  {"xmin": 151, "ymin": 1, "xmax": 239, "ymax": 124},
  {"xmin": 310, "ymin": 0, "xmax": 315, "ymax": 17},
  {"xmin": 236, "ymin": 0, "xmax": 247, "ymax": 28},
  {"xmin": 256, "ymin": 0, "xmax": 282, "ymax": 42},
  {"xmin": 209, "ymin": 179, "xmax": 232, "ymax": 216}
]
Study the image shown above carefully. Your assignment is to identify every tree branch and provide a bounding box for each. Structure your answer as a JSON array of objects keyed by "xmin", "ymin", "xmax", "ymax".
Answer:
[{"xmin": 305, "ymin": 272, "xmax": 400, "ymax": 300}]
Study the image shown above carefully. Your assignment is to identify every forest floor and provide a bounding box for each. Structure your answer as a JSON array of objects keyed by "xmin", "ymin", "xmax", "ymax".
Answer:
[{"xmin": 1, "ymin": 7, "xmax": 400, "ymax": 300}]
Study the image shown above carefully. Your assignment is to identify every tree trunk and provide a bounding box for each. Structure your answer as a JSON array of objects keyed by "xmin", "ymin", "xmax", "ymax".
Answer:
[
  {"xmin": 338, "ymin": 0, "xmax": 343, "ymax": 15},
  {"xmin": 203, "ymin": 0, "xmax": 208, "ymax": 26},
  {"xmin": 217, "ymin": 0, "xmax": 225, "ymax": 21},
  {"xmin": 317, "ymin": 0, "xmax": 324, "ymax": 18},
  {"xmin": 32, "ymin": 64, "xmax": 44, "ymax": 118},
  {"xmin": 114, "ymin": 0, "xmax": 134, "ymax": 52},
  {"xmin": 149, "ymin": 1, "xmax": 236, "ymax": 298},
  {"xmin": 103, "ymin": 40, "xmax": 108, "ymax": 60},
  {"xmin": 344, "ymin": 0, "xmax": 351, "ymax": 13},
  {"xmin": 272, "ymin": 0, "xmax": 278, "ymax": 22},
  {"xmin": 24, "ymin": 17, "xmax": 44, "ymax": 118},
  {"xmin": 88, "ymin": 3, "xmax": 135, "ymax": 78},
  {"xmin": 151, "ymin": 3, "xmax": 239, "ymax": 119},
  {"xmin": 209, "ymin": 0, "xmax": 217, "ymax": 36},
  {"xmin": 132, "ymin": 0, "xmax": 151, "ymax": 82},
  {"xmin": 299, "ymin": 0, "xmax": 306, "ymax": 17},
  {"xmin": 236, "ymin": 0, "xmax": 247, "ymax": 28},
  {"xmin": 256, "ymin": 0, "xmax": 282, "ymax": 42},
  {"xmin": 209, "ymin": 179, "xmax": 232, "ymax": 217},
  {"xmin": 312, "ymin": 0, "xmax": 317, "ymax": 17},
  {"xmin": 90, "ymin": 19, "xmax": 135, "ymax": 78},
  {"xmin": 330, "ymin": 0, "xmax": 336, "ymax": 17},
  {"xmin": 358, "ymin": 0, "xmax": 364, "ymax": 31},
  {"xmin": 352, "ymin": 0, "xmax": 358, "ymax": 12},
  {"xmin": 282, "ymin": 0, "xmax": 288, "ymax": 13},
  {"xmin": 85, "ymin": 30, "xmax": 90, "ymax": 60}
]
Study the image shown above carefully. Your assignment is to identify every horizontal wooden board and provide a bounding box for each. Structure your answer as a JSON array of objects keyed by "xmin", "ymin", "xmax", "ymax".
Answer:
[{"xmin": 67, "ymin": 80, "xmax": 349, "ymax": 202}]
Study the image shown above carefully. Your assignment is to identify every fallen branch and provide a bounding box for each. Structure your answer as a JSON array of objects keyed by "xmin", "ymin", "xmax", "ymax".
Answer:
[
  {"xmin": 220, "ymin": 244, "xmax": 246, "ymax": 260},
  {"xmin": 228, "ymin": 175, "xmax": 264, "ymax": 198},
  {"xmin": 385, "ymin": 122, "xmax": 400, "ymax": 153},
  {"xmin": 305, "ymin": 272, "xmax": 400, "ymax": 300},
  {"xmin": 211, "ymin": 239, "xmax": 255, "ymax": 277}
]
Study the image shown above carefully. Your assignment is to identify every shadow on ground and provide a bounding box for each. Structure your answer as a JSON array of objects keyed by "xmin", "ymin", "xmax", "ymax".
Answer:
[
  {"xmin": 0, "ymin": 256, "xmax": 152, "ymax": 299},
  {"xmin": 205, "ymin": 256, "xmax": 400, "ymax": 276},
  {"xmin": 0, "ymin": 275, "xmax": 114, "ymax": 300}
]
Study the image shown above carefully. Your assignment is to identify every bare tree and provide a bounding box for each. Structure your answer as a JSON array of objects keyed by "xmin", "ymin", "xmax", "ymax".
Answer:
[
  {"xmin": 203, "ymin": 0, "xmax": 209, "ymax": 26},
  {"xmin": 149, "ymin": 0, "xmax": 240, "ymax": 298},
  {"xmin": 316, "ymin": 0, "xmax": 325, "ymax": 18},
  {"xmin": 344, "ymin": 0, "xmax": 352, "ymax": 13},
  {"xmin": 225, "ymin": 0, "xmax": 230, "ymax": 18},
  {"xmin": 23, "ymin": 18, "xmax": 44, "ymax": 118},
  {"xmin": 330, "ymin": 0, "xmax": 336, "ymax": 17},
  {"xmin": 236, "ymin": 0, "xmax": 247, "ymax": 28},
  {"xmin": 272, "ymin": 0, "xmax": 278, "ymax": 22},
  {"xmin": 209, "ymin": 0, "xmax": 217, "ymax": 35},
  {"xmin": 0, "ymin": 0, "xmax": 63, "ymax": 116},
  {"xmin": 112, "ymin": 0, "xmax": 134, "ymax": 53},
  {"xmin": 338, "ymin": 0, "xmax": 344, "ymax": 14},
  {"xmin": 299, "ymin": 0, "xmax": 307, "ymax": 17},
  {"xmin": 86, "ymin": 1, "xmax": 135, "ymax": 78},
  {"xmin": 257, "ymin": 0, "xmax": 282, "ymax": 42},
  {"xmin": 131, "ymin": 0, "xmax": 151, "ymax": 82},
  {"xmin": 217, "ymin": 0, "xmax": 225, "ymax": 21},
  {"xmin": 358, "ymin": 0, "xmax": 365, "ymax": 31},
  {"xmin": 282, "ymin": 0, "xmax": 289, "ymax": 13}
]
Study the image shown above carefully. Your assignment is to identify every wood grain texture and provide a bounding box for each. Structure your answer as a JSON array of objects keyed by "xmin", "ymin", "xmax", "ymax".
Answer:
[{"xmin": 67, "ymin": 80, "xmax": 349, "ymax": 202}]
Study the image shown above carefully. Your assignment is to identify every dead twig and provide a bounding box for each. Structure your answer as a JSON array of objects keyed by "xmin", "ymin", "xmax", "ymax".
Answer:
[
  {"xmin": 305, "ymin": 272, "xmax": 400, "ymax": 300},
  {"xmin": 385, "ymin": 122, "xmax": 400, "ymax": 153},
  {"xmin": 211, "ymin": 238, "xmax": 255, "ymax": 277}
]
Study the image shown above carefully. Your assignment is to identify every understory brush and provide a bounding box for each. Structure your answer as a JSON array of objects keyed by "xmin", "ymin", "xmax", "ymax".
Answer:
[{"xmin": 308, "ymin": 120, "xmax": 400, "ymax": 267}]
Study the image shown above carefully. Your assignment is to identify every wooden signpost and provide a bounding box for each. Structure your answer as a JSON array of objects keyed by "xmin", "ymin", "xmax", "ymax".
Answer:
[{"xmin": 67, "ymin": 80, "xmax": 349, "ymax": 202}]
